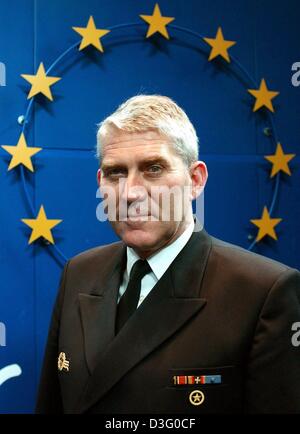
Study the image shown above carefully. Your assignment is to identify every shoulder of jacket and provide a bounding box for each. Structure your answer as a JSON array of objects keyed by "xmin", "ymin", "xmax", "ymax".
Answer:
[
  {"xmin": 67, "ymin": 240, "xmax": 124, "ymax": 268},
  {"xmin": 209, "ymin": 235, "xmax": 294, "ymax": 281}
]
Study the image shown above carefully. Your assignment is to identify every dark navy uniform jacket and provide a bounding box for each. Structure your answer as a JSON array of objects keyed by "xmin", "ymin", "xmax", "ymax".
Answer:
[{"xmin": 36, "ymin": 229, "xmax": 300, "ymax": 413}]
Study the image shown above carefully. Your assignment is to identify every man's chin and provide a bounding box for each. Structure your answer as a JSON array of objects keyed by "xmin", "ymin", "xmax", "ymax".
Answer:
[{"xmin": 118, "ymin": 223, "xmax": 159, "ymax": 251}]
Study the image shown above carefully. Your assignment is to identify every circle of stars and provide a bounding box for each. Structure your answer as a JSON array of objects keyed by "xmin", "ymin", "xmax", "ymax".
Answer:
[{"xmin": 0, "ymin": 2, "xmax": 297, "ymax": 247}]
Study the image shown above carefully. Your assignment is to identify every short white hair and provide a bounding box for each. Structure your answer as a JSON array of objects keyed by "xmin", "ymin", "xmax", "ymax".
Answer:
[{"xmin": 96, "ymin": 95, "xmax": 199, "ymax": 166}]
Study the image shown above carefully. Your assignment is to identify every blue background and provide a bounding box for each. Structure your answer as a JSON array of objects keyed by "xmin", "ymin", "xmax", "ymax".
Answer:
[{"xmin": 0, "ymin": 0, "xmax": 299, "ymax": 413}]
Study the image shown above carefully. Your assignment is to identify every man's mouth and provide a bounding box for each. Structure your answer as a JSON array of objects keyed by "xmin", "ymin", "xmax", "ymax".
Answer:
[{"xmin": 127, "ymin": 214, "xmax": 151, "ymax": 221}]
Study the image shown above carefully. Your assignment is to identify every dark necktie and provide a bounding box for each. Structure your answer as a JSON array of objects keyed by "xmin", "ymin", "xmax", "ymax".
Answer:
[{"xmin": 116, "ymin": 259, "xmax": 151, "ymax": 333}]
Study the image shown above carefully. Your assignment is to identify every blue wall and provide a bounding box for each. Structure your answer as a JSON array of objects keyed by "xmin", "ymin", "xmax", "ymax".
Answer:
[{"xmin": 0, "ymin": 0, "xmax": 299, "ymax": 413}]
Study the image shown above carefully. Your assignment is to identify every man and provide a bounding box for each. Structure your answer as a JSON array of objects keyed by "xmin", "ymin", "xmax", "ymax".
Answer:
[{"xmin": 36, "ymin": 95, "xmax": 300, "ymax": 414}]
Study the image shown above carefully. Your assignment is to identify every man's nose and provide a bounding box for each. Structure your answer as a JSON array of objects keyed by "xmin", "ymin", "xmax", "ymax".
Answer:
[{"xmin": 120, "ymin": 172, "xmax": 147, "ymax": 203}]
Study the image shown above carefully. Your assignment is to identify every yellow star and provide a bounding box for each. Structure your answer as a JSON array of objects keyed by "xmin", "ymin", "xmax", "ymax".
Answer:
[
  {"xmin": 203, "ymin": 27, "xmax": 236, "ymax": 62},
  {"xmin": 140, "ymin": 3, "xmax": 175, "ymax": 39},
  {"xmin": 193, "ymin": 393, "xmax": 201, "ymax": 403},
  {"xmin": 250, "ymin": 206, "xmax": 282, "ymax": 242},
  {"xmin": 72, "ymin": 16, "xmax": 110, "ymax": 52},
  {"xmin": 21, "ymin": 62, "xmax": 61, "ymax": 101},
  {"xmin": 21, "ymin": 205, "xmax": 62, "ymax": 245},
  {"xmin": 1, "ymin": 133, "xmax": 42, "ymax": 172},
  {"xmin": 248, "ymin": 79, "xmax": 279, "ymax": 112},
  {"xmin": 265, "ymin": 143, "xmax": 296, "ymax": 178}
]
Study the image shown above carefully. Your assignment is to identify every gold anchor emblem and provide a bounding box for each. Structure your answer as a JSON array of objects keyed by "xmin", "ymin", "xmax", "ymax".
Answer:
[
  {"xmin": 58, "ymin": 352, "xmax": 70, "ymax": 372},
  {"xmin": 189, "ymin": 389, "xmax": 205, "ymax": 406}
]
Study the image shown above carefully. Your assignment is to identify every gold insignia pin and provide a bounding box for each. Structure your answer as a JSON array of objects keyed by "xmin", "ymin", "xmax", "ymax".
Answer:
[
  {"xmin": 189, "ymin": 389, "xmax": 205, "ymax": 406},
  {"xmin": 58, "ymin": 352, "xmax": 70, "ymax": 372}
]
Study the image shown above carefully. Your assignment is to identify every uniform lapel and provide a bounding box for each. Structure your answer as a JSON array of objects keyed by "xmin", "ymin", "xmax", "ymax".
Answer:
[
  {"xmin": 77, "ymin": 228, "xmax": 212, "ymax": 413},
  {"xmin": 78, "ymin": 243, "xmax": 126, "ymax": 373}
]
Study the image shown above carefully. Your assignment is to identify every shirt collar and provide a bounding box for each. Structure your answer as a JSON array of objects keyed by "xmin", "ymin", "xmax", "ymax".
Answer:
[{"xmin": 126, "ymin": 221, "xmax": 195, "ymax": 280}]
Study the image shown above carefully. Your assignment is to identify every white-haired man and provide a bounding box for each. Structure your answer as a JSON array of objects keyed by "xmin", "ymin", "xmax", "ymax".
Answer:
[{"xmin": 36, "ymin": 95, "xmax": 300, "ymax": 414}]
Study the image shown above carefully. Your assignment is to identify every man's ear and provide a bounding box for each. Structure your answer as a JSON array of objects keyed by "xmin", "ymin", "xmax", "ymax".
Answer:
[
  {"xmin": 189, "ymin": 161, "xmax": 208, "ymax": 199},
  {"xmin": 97, "ymin": 168, "xmax": 101, "ymax": 186}
]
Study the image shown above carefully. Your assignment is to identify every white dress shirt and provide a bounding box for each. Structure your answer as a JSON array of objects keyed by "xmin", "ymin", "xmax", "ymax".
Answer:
[{"xmin": 118, "ymin": 222, "xmax": 195, "ymax": 307}]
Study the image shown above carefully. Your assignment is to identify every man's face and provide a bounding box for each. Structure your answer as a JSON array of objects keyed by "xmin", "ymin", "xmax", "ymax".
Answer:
[{"xmin": 97, "ymin": 129, "xmax": 207, "ymax": 258}]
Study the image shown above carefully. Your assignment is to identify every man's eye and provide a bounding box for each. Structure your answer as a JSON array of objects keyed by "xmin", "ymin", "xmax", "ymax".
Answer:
[
  {"xmin": 105, "ymin": 169, "xmax": 126, "ymax": 178},
  {"xmin": 146, "ymin": 165, "xmax": 163, "ymax": 174}
]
